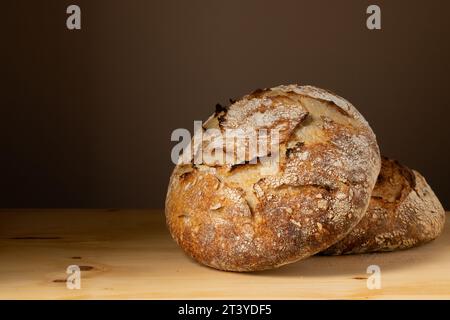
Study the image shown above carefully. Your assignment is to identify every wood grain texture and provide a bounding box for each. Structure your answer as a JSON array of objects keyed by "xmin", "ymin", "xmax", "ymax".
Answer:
[{"xmin": 0, "ymin": 209, "xmax": 449, "ymax": 300}]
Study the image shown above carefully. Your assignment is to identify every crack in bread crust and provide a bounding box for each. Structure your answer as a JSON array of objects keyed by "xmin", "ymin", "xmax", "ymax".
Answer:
[
  {"xmin": 321, "ymin": 157, "xmax": 446, "ymax": 255},
  {"xmin": 165, "ymin": 84, "xmax": 381, "ymax": 271}
]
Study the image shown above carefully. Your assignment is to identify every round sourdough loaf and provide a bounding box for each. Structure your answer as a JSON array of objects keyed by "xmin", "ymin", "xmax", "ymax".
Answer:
[
  {"xmin": 322, "ymin": 157, "xmax": 446, "ymax": 255},
  {"xmin": 165, "ymin": 85, "xmax": 381, "ymax": 271}
]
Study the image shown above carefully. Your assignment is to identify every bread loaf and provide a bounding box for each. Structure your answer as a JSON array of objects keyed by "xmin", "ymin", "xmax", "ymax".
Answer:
[
  {"xmin": 165, "ymin": 85, "xmax": 381, "ymax": 271},
  {"xmin": 322, "ymin": 157, "xmax": 446, "ymax": 255}
]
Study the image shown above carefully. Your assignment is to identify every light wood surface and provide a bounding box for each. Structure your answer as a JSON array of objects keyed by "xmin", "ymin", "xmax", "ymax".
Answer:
[{"xmin": 0, "ymin": 209, "xmax": 449, "ymax": 300}]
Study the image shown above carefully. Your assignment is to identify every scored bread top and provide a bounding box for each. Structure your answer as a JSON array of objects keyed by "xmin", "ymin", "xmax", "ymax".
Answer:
[{"xmin": 166, "ymin": 84, "xmax": 381, "ymax": 271}]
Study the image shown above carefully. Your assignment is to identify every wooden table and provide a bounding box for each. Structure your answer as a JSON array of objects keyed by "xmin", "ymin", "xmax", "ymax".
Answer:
[{"xmin": 0, "ymin": 209, "xmax": 449, "ymax": 299}]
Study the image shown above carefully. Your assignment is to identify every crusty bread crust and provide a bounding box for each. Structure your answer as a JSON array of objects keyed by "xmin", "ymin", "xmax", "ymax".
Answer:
[
  {"xmin": 322, "ymin": 157, "xmax": 446, "ymax": 255},
  {"xmin": 165, "ymin": 85, "xmax": 381, "ymax": 271}
]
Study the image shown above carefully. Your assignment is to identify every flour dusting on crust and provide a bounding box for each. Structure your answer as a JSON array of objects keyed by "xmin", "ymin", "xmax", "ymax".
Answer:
[
  {"xmin": 166, "ymin": 84, "xmax": 381, "ymax": 271},
  {"xmin": 322, "ymin": 157, "xmax": 445, "ymax": 255}
]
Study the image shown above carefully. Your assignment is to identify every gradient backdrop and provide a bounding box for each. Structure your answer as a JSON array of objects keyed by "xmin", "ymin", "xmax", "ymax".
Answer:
[{"xmin": 2, "ymin": 0, "xmax": 450, "ymax": 209}]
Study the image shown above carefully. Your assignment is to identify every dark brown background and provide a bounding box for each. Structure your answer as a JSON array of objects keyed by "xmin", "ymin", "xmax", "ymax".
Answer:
[{"xmin": 2, "ymin": 0, "xmax": 449, "ymax": 209}]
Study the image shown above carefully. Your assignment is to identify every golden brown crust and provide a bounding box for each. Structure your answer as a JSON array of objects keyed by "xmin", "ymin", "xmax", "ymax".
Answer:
[
  {"xmin": 165, "ymin": 85, "xmax": 381, "ymax": 271},
  {"xmin": 322, "ymin": 157, "xmax": 446, "ymax": 255}
]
